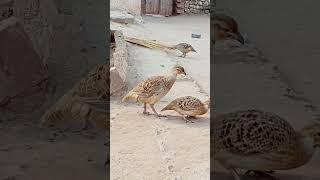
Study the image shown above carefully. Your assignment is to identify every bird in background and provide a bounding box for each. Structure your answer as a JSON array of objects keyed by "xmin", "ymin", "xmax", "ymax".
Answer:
[
  {"xmin": 212, "ymin": 13, "xmax": 245, "ymax": 44},
  {"xmin": 122, "ymin": 65, "xmax": 186, "ymax": 117},
  {"xmin": 169, "ymin": 43, "xmax": 197, "ymax": 58}
]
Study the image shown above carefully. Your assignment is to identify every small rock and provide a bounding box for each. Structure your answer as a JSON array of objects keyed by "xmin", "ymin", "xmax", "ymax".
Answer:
[
  {"xmin": 48, "ymin": 138, "xmax": 55, "ymax": 142},
  {"xmin": 168, "ymin": 165, "xmax": 174, "ymax": 172},
  {"xmin": 191, "ymin": 33, "xmax": 201, "ymax": 38},
  {"xmin": 19, "ymin": 164, "xmax": 29, "ymax": 170},
  {"xmin": 110, "ymin": 10, "xmax": 135, "ymax": 24},
  {"xmin": 2, "ymin": 176, "xmax": 16, "ymax": 180},
  {"xmin": 80, "ymin": 48, "xmax": 87, "ymax": 53}
]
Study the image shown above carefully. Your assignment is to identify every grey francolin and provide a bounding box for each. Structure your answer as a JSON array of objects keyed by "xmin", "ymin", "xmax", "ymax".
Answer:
[
  {"xmin": 212, "ymin": 109, "xmax": 320, "ymax": 180},
  {"xmin": 213, "ymin": 13, "xmax": 244, "ymax": 44},
  {"xmin": 169, "ymin": 43, "xmax": 197, "ymax": 58},
  {"xmin": 39, "ymin": 64, "xmax": 108, "ymax": 130},
  {"xmin": 161, "ymin": 96, "xmax": 210, "ymax": 123},
  {"xmin": 122, "ymin": 65, "xmax": 186, "ymax": 117}
]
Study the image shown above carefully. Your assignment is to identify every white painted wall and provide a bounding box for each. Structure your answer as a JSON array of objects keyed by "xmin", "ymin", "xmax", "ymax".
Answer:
[{"xmin": 110, "ymin": 0, "xmax": 141, "ymax": 15}]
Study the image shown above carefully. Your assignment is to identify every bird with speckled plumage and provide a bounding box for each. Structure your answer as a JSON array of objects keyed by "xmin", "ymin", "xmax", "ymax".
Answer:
[
  {"xmin": 212, "ymin": 13, "xmax": 244, "ymax": 44},
  {"xmin": 212, "ymin": 109, "xmax": 320, "ymax": 180},
  {"xmin": 170, "ymin": 43, "xmax": 197, "ymax": 58},
  {"xmin": 122, "ymin": 65, "xmax": 186, "ymax": 117},
  {"xmin": 161, "ymin": 96, "xmax": 210, "ymax": 123}
]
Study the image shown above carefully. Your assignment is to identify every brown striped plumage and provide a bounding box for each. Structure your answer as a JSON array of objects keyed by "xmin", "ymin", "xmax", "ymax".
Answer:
[
  {"xmin": 122, "ymin": 65, "xmax": 186, "ymax": 117},
  {"xmin": 39, "ymin": 64, "xmax": 108, "ymax": 130},
  {"xmin": 213, "ymin": 109, "xmax": 320, "ymax": 180},
  {"xmin": 212, "ymin": 13, "xmax": 244, "ymax": 44},
  {"xmin": 161, "ymin": 96, "xmax": 209, "ymax": 123},
  {"xmin": 170, "ymin": 43, "xmax": 196, "ymax": 58}
]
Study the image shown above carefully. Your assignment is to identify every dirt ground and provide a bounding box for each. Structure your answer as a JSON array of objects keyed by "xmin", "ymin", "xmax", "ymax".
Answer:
[
  {"xmin": 216, "ymin": 1, "xmax": 320, "ymax": 117},
  {"xmin": 110, "ymin": 15, "xmax": 210, "ymax": 180}
]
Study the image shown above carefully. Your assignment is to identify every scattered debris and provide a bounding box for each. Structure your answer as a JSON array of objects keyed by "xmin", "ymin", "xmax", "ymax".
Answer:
[
  {"xmin": 191, "ymin": 33, "xmax": 201, "ymax": 38},
  {"xmin": 124, "ymin": 36, "xmax": 172, "ymax": 50}
]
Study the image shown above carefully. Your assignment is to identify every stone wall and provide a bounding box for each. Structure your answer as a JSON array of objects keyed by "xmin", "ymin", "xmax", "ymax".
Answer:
[
  {"xmin": 184, "ymin": 0, "xmax": 210, "ymax": 14},
  {"xmin": 110, "ymin": 30, "xmax": 128, "ymax": 96},
  {"xmin": 0, "ymin": 0, "xmax": 14, "ymax": 21},
  {"xmin": 13, "ymin": 0, "xmax": 57, "ymax": 66}
]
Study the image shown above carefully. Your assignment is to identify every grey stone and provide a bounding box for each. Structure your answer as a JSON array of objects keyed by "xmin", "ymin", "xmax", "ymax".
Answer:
[
  {"xmin": 0, "ymin": 0, "xmax": 14, "ymax": 21},
  {"xmin": 110, "ymin": 30, "xmax": 128, "ymax": 95},
  {"xmin": 110, "ymin": 10, "xmax": 134, "ymax": 24}
]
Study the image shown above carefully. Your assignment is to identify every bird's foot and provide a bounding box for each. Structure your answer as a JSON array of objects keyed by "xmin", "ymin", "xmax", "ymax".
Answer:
[
  {"xmin": 178, "ymin": 54, "xmax": 186, "ymax": 58},
  {"xmin": 184, "ymin": 116, "xmax": 194, "ymax": 123},
  {"xmin": 245, "ymin": 170, "xmax": 277, "ymax": 180},
  {"xmin": 156, "ymin": 114, "xmax": 167, "ymax": 118},
  {"xmin": 143, "ymin": 111, "xmax": 151, "ymax": 115},
  {"xmin": 186, "ymin": 115, "xmax": 196, "ymax": 119}
]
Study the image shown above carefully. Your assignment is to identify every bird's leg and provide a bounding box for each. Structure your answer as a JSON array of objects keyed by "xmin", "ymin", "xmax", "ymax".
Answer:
[
  {"xmin": 245, "ymin": 170, "xmax": 277, "ymax": 180},
  {"xmin": 81, "ymin": 119, "xmax": 89, "ymax": 130},
  {"xmin": 143, "ymin": 103, "xmax": 150, "ymax": 115},
  {"xmin": 150, "ymin": 104, "xmax": 166, "ymax": 117},
  {"xmin": 186, "ymin": 116, "xmax": 194, "ymax": 123},
  {"xmin": 230, "ymin": 168, "xmax": 241, "ymax": 180},
  {"xmin": 182, "ymin": 115, "xmax": 194, "ymax": 123},
  {"xmin": 186, "ymin": 115, "xmax": 196, "ymax": 119},
  {"xmin": 182, "ymin": 115, "xmax": 188, "ymax": 123}
]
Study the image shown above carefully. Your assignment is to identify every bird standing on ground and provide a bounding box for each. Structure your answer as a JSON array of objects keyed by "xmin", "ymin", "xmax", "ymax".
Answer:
[
  {"xmin": 122, "ymin": 65, "xmax": 186, "ymax": 117},
  {"xmin": 161, "ymin": 96, "xmax": 210, "ymax": 123},
  {"xmin": 212, "ymin": 13, "xmax": 245, "ymax": 44},
  {"xmin": 170, "ymin": 43, "xmax": 196, "ymax": 58},
  {"xmin": 212, "ymin": 109, "xmax": 320, "ymax": 180}
]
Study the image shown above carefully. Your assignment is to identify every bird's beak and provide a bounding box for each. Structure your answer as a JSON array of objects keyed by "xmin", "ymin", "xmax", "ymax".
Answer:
[
  {"xmin": 193, "ymin": 49, "xmax": 197, "ymax": 52},
  {"xmin": 236, "ymin": 33, "xmax": 245, "ymax": 44},
  {"xmin": 183, "ymin": 72, "xmax": 187, "ymax": 76},
  {"xmin": 227, "ymin": 32, "xmax": 245, "ymax": 44}
]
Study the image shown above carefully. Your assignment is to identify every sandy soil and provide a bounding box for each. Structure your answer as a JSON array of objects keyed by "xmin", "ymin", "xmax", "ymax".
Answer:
[
  {"xmin": 110, "ymin": 15, "xmax": 210, "ymax": 180},
  {"xmin": 215, "ymin": 1, "xmax": 320, "ymax": 120}
]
